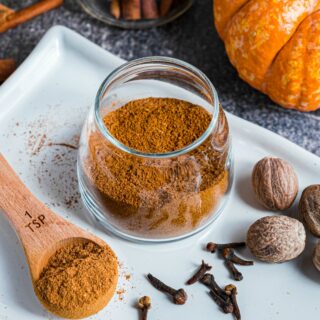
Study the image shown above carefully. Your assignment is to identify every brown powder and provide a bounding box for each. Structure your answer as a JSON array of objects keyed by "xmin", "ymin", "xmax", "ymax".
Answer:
[
  {"xmin": 83, "ymin": 97, "xmax": 230, "ymax": 238},
  {"xmin": 105, "ymin": 98, "xmax": 212, "ymax": 153},
  {"xmin": 35, "ymin": 240, "xmax": 118, "ymax": 319}
]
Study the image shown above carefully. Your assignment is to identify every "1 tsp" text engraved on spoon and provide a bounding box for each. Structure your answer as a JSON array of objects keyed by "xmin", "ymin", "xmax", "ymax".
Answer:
[{"xmin": 24, "ymin": 210, "xmax": 45, "ymax": 232}]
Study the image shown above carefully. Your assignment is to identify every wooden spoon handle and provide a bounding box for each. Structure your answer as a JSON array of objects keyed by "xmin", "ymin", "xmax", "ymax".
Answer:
[
  {"xmin": 0, "ymin": 154, "xmax": 53, "ymax": 240},
  {"xmin": 0, "ymin": 154, "xmax": 58, "ymax": 278}
]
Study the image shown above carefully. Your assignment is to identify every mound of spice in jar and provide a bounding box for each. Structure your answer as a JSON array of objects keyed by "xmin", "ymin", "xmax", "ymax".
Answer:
[{"xmin": 83, "ymin": 97, "xmax": 230, "ymax": 238}]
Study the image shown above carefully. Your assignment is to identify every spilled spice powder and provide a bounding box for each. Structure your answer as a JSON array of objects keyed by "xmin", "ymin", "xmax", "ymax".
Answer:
[
  {"xmin": 83, "ymin": 97, "xmax": 230, "ymax": 238},
  {"xmin": 35, "ymin": 240, "xmax": 118, "ymax": 319}
]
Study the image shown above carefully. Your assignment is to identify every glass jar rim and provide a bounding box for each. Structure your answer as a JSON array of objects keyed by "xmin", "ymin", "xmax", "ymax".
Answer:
[{"xmin": 94, "ymin": 56, "xmax": 220, "ymax": 159}]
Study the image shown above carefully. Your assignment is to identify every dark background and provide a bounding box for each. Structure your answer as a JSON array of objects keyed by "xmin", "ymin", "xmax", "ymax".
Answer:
[{"xmin": 1, "ymin": 0, "xmax": 319, "ymax": 155}]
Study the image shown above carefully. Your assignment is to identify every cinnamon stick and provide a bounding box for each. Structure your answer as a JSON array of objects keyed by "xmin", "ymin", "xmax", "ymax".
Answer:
[
  {"xmin": 0, "ymin": 4, "xmax": 14, "ymax": 16},
  {"xmin": 142, "ymin": 0, "xmax": 159, "ymax": 19},
  {"xmin": 122, "ymin": 0, "xmax": 141, "ymax": 20},
  {"xmin": 0, "ymin": 0, "xmax": 64, "ymax": 33},
  {"xmin": 160, "ymin": 0, "xmax": 173, "ymax": 17},
  {"xmin": 0, "ymin": 59, "xmax": 16, "ymax": 83},
  {"xmin": 110, "ymin": 0, "xmax": 121, "ymax": 19}
]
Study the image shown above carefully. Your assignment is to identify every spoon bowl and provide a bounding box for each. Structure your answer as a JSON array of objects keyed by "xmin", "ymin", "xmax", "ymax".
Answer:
[{"xmin": 0, "ymin": 154, "xmax": 118, "ymax": 318}]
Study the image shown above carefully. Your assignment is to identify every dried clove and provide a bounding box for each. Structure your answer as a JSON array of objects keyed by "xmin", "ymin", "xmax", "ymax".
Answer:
[
  {"xmin": 200, "ymin": 273, "xmax": 228, "ymax": 302},
  {"xmin": 138, "ymin": 296, "xmax": 151, "ymax": 320},
  {"xmin": 209, "ymin": 290, "xmax": 234, "ymax": 314},
  {"xmin": 147, "ymin": 273, "xmax": 187, "ymax": 305},
  {"xmin": 221, "ymin": 248, "xmax": 245, "ymax": 281},
  {"xmin": 222, "ymin": 248, "xmax": 254, "ymax": 266},
  {"xmin": 186, "ymin": 260, "xmax": 212, "ymax": 285},
  {"xmin": 206, "ymin": 242, "xmax": 246, "ymax": 253},
  {"xmin": 225, "ymin": 259, "xmax": 243, "ymax": 281},
  {"xmin": 202, "ymin": 273, "xmax": 234, "ymax": 315},
  {"xmin": 225, "ymin": 284, "xmax": 241, "ymax": 320}
]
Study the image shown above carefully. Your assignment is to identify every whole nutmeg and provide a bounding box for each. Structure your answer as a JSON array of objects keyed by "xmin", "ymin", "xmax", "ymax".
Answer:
[
  {"xmin": 313, "ymin": 242, "xmax": 320, "ymax": 272},
  {"xmin": 252, "ymin": 157, "xmax": 298, "ymax": 210},
  {"xmin": 299, "ymin": 185, "xmax": 320, "ymax": 237},
  {"xmin": 247, "ymin": 216, "xmax": 306, "ymax": 263}
]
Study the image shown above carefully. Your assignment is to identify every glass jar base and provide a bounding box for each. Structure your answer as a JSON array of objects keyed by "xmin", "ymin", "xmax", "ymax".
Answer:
[{"xmin": 77, "ymin": 155, "xmax": 234, "ymax": 243}]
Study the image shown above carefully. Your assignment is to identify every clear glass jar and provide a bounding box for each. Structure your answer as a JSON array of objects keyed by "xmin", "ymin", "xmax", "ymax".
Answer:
[{"xmin": 77, "ymin": 57, "xmax": 233, "ymax": 242}]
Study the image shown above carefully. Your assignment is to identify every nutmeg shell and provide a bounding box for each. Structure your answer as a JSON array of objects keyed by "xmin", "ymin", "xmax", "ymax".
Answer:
[
  {"xmin": 313, "ymin": 242, "xmax": 320, "ymax": 272},
  {"xmin": 252, "ymin": 157, "xmax": 298, "ymax": 211},
  {"xmin": 299, "ymin": 185, "xmax": 320, "ymax": 237},
  {"xmin": 247, "ymin": 216, "xmax": 306, "ymax": 263}
]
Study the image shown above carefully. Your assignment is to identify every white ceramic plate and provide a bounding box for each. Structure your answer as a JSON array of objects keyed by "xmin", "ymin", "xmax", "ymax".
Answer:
[{"xmin": 0, "ymin": 26, "xmax": 319, "ymax": 320}]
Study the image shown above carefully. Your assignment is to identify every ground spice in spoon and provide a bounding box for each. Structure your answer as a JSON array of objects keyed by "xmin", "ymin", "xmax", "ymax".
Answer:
[
  {"xmin": 35, "ymin": 240, "xmax": 118, "ymax": 319},
  {"xmin": 83, "ymin": 97, "xmax": 230, "ymax": 238}
]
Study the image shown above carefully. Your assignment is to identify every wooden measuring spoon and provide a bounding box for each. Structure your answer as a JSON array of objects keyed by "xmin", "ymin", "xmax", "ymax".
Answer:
[{"xmin": 0, "ymin": 154, "xmax": 118, "ymax": 318}]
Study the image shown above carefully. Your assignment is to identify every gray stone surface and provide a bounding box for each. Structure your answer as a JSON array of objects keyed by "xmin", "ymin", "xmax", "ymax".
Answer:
[{"xmin": 1, "ymin": 0, "xmax": 319, "ymax": 155}]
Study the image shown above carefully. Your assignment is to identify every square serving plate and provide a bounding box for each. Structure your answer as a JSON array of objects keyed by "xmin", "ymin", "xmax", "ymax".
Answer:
[{"xmin": 0, "ymin": 26, "xmax": 319, "ymax": 320}]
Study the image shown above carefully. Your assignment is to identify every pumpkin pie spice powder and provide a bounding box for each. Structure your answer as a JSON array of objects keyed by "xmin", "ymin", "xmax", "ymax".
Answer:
[
  {"xmin": 84, "ymin": 98, "xmax": 230, "ymax": 238},
  {"xmin": 35, "ymin": 241, "xmax": 118, "ymax": 319}
]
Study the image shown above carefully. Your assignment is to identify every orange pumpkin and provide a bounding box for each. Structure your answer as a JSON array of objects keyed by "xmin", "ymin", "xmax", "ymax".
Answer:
[{"xmin": 214, "ymin": 0, "xmax": 320, "ymax": 112}]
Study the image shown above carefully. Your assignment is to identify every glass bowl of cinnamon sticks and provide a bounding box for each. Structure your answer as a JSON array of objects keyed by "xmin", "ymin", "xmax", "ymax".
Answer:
[{"xmin": 77, "ymin": 0, "xmax": 193, "ymax": 29}]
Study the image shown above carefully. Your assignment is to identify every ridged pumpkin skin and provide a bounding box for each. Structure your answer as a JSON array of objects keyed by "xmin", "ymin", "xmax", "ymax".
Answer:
[{"xmin": 214, "ymin": 0, "xmax": 320, "ymax": 112}]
